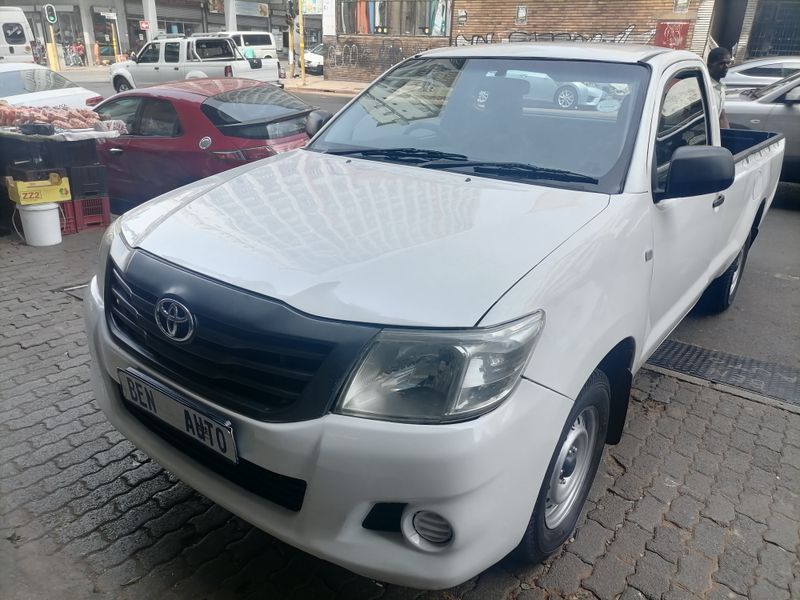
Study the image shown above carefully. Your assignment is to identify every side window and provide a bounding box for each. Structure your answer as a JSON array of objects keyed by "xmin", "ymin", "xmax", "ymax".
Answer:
[
  {"xmin": 3, "ymin": 23, "xmax": 26, "ymax": 44},
  {"xmin": 194, "ymin": 40, "xmax": 234, "ymax": 59},
  {"xmin": 138, "ymin": 99, "xmax": 182, "ymax": 137},
  {"xmin": 653, "ymin": 71, "xmax": 709, "ymax": 194},
  {"xmin": 164, "ymin": 42, "xmax": 180, "ymax": 63},
  {"xmin": 95, "ymin": 97, "xmax": 142, "ymax": 134},
  {"xmin": 137, "ymin": 43, "xmax": 160, "ymax": 64},
  {"xmin": 741, "ymin": 64, "xmax": 783, "ymax": 77}
]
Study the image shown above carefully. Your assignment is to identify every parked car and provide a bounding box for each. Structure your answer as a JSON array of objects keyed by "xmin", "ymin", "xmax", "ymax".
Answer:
[
  {"xmin": 94, "ymin": 78, "xmax": 312, "ymax": 210},
  {"xmin": 0, "ymin": 7, "xmax": 34, "ymax": 63},
  {"xmin": 726, "ymin": 71, "xmax": 800, "ymax": 181},
  {"xmin": 723, "ymin": 55, "xmax": 800, "ymax": 89},
  {"xmin": 304, "ymin": 43, "xmax": 325, "ymax": 75},
  {"xmin": 0, "ymin": 63, "xmax": 102, "ymax": 107},
  {"xmin": 86, "ymin": 44, "xmax": 784, "ymax": 589},
  {"xmin": 110, "ymin": 35, "xmax": 281, "ymax": 93},
  {"xmin": 201, "ymin": 31, "xmax": 278, "ymax": 59},
  {"xmin": 503, "ymin": 69, "xmax": 604, "ymax": 109}
]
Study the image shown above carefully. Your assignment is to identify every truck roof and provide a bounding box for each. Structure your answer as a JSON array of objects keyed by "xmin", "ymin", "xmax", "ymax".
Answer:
[{"xmin": 419, "ymin": 43, "xmax": 691, "ymax": 64}]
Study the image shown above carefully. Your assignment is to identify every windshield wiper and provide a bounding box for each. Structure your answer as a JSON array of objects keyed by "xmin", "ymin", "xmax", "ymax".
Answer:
[
  {"xmin": 326, "ymin": 147, "xmax": 469, "ymax": 163},
  {"xmin": 420, "ymin": 160, "xmax": 599, "ymax": 184}
]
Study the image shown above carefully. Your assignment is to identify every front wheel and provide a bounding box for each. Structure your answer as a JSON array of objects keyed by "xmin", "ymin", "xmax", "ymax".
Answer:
[
  {"xmin": 515, "ymin": 370, "xmax": 610, "ymax": 564},
  {"xmin": 113, "ymin": 77, "xmax": 132, "ymax": 93},
  {"xmin": 698, "ymin": 233, "xmax": 751, "ymax": 313},
  {"xmin": 554, "ymin": 85, "xmax": 578, "ymax": 109}
]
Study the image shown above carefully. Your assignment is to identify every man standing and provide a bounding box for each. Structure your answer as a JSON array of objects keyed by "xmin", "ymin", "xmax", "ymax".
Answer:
[{"xmin": 707, "ymin": 47, "xmax": 732, "ymax": 129}]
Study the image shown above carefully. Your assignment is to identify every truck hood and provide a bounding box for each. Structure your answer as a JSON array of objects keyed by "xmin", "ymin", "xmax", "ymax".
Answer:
[{"xmin": 122, "ymin": 150, "xmax": 609, "ymax": 327}]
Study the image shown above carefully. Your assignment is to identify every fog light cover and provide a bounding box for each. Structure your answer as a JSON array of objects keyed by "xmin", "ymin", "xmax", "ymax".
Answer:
[{"xmin": 412, "ymin": 511, "xmax": 453, "ymax": 545}]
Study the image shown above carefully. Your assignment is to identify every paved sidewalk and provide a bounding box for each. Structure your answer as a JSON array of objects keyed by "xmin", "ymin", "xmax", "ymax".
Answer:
[{"xmin": 1, "ymin": 229, "xmax": 798, "ymax": 600}]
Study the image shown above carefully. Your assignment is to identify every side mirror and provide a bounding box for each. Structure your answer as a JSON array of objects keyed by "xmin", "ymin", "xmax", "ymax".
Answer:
[
  {"xmin": 129, "ymin": 52, "xmax": 137, "ymax": 62},
  {"xmin": 661, "ymin": 146, "xmax": 734, "ymax": 200},
  {"xmin": 306, "ymin": 109, "xmax": 333, "ymax": 137}
]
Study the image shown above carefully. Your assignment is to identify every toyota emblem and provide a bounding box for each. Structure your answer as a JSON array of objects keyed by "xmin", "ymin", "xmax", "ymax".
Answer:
[{"xmin": 155, "ymin": 298, "xmax": 195, "ymax": 342}]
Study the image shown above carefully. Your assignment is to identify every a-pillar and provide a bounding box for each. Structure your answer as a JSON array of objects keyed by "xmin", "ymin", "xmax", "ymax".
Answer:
[
  {"xmin": 143, "ymin": 0, "xmax": 157, "ymax": 41},
  {"xmin": 224, "ymin": 0, "xmax": 237, "ymax": 32}
]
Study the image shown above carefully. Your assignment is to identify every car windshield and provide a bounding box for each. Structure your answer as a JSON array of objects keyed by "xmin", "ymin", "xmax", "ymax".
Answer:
[
  {"xmin": 309, "ymin": 44, "xmax": 325, "ymax": 55},
  {"xmin": 201, "ymin": 84, "xmax": 311, "ymax": 139},
  {"xmin": 308, "ymin": 57, "xmax": 649, "ymax": 192},
  {"xmin": 0, "ymin": 69, "xmax": 77, "ymax": 96},
  {"xmin": 753, "ymin": 71, "xmax": 800, "ymax": 99}
]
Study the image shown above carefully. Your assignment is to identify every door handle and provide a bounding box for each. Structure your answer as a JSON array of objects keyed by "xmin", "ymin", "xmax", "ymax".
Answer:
[
  {"xmin": 173, "ymin": 67, "xmax": 179, "ymax": 70},
  {"xmin": 154, "ymin": 66, "xmax": 159, "ymax": 70},
  {"xmin": 109, "ymin": 147, "xmax": 124, "ymax": 154},
  {"xmin": 712, "ymin": 194, "xmax": 725, "ymax": 208}
]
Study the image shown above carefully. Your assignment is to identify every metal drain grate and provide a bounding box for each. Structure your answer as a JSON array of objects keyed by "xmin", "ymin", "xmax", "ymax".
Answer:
[{"xmin": 648, "ymin": 340, "xmax": 800, "ymax": 407}]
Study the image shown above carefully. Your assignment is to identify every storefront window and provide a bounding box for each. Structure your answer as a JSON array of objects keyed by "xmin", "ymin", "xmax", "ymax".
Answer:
[
  {"xmin": 91, "ymin": 9, "xmax": 121, "ymax": 64},
  {"xmin": 338, "ymin": 0, "xmax": 451, "ymax": 37}
]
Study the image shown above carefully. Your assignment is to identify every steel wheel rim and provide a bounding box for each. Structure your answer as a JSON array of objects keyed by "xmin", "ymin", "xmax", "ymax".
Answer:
[
  {"xmin": 545, "ymin": 406, "xmax": 598, "ymax": 529},
  {"xmin": 558, "ymin": 89, "xmax": 576, "ymax": 108},
  {"xmin": 729, "ymin": 249, "xmax": 744, "ymax": 297}
]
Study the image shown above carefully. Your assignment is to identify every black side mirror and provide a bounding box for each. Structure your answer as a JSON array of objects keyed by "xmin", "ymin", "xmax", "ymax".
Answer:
[
  {"xmin": 661, "ymin": 146, "xmax": 734, "ymax": 200},
  {"xmin": 306, "ymin": 109, "xmax": 333, "ymax": 137}
]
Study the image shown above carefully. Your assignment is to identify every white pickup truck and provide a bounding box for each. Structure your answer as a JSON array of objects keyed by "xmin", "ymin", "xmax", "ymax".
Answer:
[
  {"xmin": 86, "ymin": 44, "xmax": 784, "ymax": 589},
  {"xmin": 109, "ymin": 35, "xmax": 280, "ymax": 92}
]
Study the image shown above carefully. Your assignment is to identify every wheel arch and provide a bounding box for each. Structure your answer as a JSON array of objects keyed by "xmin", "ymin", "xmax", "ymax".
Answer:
[
  {"xmin": 595, "ymin": 337, "xmax": 636, "ymax": 445},
  {"xmin": 112, "ymin": 72, "xmax": 134, "ymax": 89}
]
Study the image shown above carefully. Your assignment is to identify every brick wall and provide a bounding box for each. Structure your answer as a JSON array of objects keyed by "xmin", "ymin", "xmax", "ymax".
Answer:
[{"xmin": 325, "ymin": 0, "xmax": 706, "ymax": 82}]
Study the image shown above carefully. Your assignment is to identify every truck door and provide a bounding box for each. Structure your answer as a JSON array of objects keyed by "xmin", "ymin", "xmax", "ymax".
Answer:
[
  {"xmin": 163, "ymin": 41, "xmax": 184, "ymax": 80},
  {"xmin": 132, "ymin": 42, "xmax": 162, "ymax": 85},
  {"xmin": 645, "ymin": 67, "xmax": 728, "ymax": 353}
]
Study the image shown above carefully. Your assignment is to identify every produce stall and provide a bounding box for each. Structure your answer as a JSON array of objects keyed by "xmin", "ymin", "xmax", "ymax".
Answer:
[{"xmin": 0, "ymin": 104, "xmax": 117, "ymax": 245}]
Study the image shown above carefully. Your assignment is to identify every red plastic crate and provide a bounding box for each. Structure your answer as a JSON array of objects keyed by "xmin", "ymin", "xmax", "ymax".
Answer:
[
  {"xmin": 59, "ymin": 200, "xmax": 77, "ymax": 235},
  {"xmin": 74, "ymin": 196, "xmax": 111, "ymax": 232}
]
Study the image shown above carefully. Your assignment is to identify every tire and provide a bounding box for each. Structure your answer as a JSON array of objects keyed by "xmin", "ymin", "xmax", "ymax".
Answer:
[
  {"xmin": 554, "ymin": 85, "xmax": 578, "ymax": 109},
  {"xmin": 698, "ymin": 233, "xmax": 751, "ymax": 314},
  {"xmin": 114, "ymin": 77, "xmax": 132, "ymax": 93},
  {"xmin": 515, "ymin": 369, "xmax": 610, "ymax": 564}
]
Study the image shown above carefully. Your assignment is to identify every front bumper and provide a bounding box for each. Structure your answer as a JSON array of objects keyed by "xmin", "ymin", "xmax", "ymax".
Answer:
[{"xmin": 85, "ymin": 275, "xmax": 571, "ymax": 589}]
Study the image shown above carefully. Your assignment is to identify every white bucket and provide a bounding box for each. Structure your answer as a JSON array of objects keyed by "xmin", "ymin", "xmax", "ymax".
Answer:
[{"xmin": 18, "ymin": 203, "xmax": 62, "ymax": 247}]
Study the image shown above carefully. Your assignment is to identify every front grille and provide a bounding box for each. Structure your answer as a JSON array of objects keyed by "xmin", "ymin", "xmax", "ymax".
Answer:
[
  {"xmin": 124, "ymin": 400, "xmax": 307, "ymax": 511},
  {"xmin": 106, "ymin": 251, "xmax": 378, "ymax": 422}
]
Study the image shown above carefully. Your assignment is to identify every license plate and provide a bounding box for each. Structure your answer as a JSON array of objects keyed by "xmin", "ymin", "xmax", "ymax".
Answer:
[{"xmin": 118, "ymin": 369, "xmax": 238, "ymax": 463}]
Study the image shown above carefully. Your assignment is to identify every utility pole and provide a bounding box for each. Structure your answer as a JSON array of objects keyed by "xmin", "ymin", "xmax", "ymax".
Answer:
[
  {"xmin": 298, "ymin": 0, "xmax": 305, "ymax": 85},
  {"xmin": 287, "ymin": 1, "xmax": 295, "ymax": 78}
]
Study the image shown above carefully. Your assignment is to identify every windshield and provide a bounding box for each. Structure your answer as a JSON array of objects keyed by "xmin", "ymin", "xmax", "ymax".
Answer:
[
  {"xmin": 308, "ymin": 57, "xmax": 649, "ymax": 192},
  {"xmin": 0, "ymin": 69, "xmax": 77, "ymax": 97},
  {"xmin": 753, "ymin": 71, "xmax": 800, "ymax": 99}
]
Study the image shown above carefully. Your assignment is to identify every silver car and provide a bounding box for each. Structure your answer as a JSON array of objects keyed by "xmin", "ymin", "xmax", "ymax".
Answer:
[
  {"xmin": 723, "ymin": 56, "xmax": 800, "ymax": 90},
  {"xmin": 726, "ymin": 72, "xmax": 800, "ymax": 181}
]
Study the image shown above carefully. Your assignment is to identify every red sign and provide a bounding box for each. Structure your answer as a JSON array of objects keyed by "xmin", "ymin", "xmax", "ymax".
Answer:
[
  {"xmin": 655, "ymin": 21, "xmax": 691, "ymax": 49},
  {"xmin": 139, "ymin": 20, "xmax": 150, "ymax": 30}
]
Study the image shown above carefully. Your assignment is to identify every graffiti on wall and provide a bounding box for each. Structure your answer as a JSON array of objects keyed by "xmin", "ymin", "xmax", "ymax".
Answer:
[
  {"xmin": 327, "ymin": 38, "xmax": 433, "ymax": 70},
  {"xmin": 455, "ymin": 24, "xmax": 657, "ymax": 46}
]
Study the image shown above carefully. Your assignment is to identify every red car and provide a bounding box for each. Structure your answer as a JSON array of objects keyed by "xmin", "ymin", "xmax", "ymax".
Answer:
[{"xmin": 94, "ymin": 78, "xmax": 312, "ymax": 210}]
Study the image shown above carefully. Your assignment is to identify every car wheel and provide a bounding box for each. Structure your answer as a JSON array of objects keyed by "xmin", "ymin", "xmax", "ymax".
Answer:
[
  {"xmin": 554, "ymin": 85, "xmax": 578, "ymax": 109},
  {"xmin": 698, "ymin": 233, "xmax": 751, "ymax": 314},
  {"xmin": 515, "ymin": 369, "xmax": 610, "ymax": 564},
  {"xmin": 114, "ymin": 77, "xmax": 132, "ymax": 93}
]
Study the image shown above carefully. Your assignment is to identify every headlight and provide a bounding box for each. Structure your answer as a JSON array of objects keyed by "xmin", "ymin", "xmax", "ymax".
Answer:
[{"xmin": 336, "ymin": 311, "xmax": 544, "ymax": 424}]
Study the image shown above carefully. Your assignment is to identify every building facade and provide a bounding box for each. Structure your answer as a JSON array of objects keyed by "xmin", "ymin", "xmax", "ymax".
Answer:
[{"xmin": 321, "ymin": 0, "xmax": 800, "ymax": 81}]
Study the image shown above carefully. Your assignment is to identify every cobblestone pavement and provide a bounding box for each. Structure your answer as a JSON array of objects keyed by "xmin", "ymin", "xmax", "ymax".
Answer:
[{"xmin": 1, "ymin": 230, "xmax": 799, "ymax": 600}]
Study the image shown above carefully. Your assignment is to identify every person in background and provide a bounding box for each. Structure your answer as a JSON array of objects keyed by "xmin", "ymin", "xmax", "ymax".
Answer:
[{"xmin": 707, "ymin": 47, "xmax": 732, "ymax": 129}]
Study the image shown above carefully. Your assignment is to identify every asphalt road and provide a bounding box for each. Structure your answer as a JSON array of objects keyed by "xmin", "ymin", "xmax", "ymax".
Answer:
[{"xmin": 72, "ymin": 78, "xmax": 799, "ymax": 370}]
